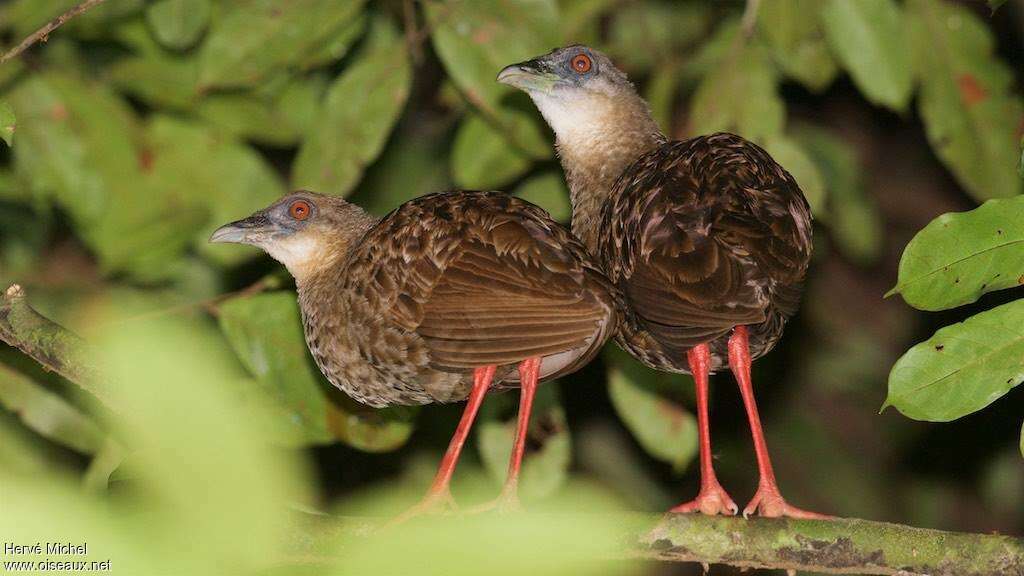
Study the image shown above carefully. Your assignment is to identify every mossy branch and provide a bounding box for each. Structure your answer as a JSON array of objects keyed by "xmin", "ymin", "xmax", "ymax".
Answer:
[
  {"xmin": 287, "ymin": 513, "xmax": 1024, "ymax": 574},
  {"xmin": 0, "ymin": 284, "xmax": 114, "ymax": 409},
  {"xmin": 640, "ymin": 514, "xmax": 1024, "ymax": 575}
]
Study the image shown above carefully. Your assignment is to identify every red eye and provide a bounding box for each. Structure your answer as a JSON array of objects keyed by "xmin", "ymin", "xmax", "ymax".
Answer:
[
  {"xmin": 289, "ymin": 200, "xmax": 311, "ymax": 220},
  {"xmin": 571, "ymin": 53, "xmax": 592, "ymax": 73}
]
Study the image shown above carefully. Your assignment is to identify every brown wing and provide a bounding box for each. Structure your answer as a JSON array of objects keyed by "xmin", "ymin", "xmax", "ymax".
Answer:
[
  {"xmin": 602, "ymin": 133, "xmax": 812, "ymax": 354},
  {"xmin": 358, "ymin": 191, "xmax": 617, "ymax": 378}
]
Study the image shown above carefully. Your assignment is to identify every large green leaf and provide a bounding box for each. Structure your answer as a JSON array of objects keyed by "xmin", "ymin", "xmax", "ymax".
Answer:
[
  {"xmin": 292, "ymin": 17, "xmax": 410, "ymax": 195},
  {"xmin": 0, "ymin": 101, "xmax": 14, "ymax": 146},
  {"xmin": 689, "ymin": 22, "xmax": 784, "ymax": 141},
  {"xmin": 607, "ymin": 352, "xmax": 697, "ymax": 471},
  {"xmin": 0, "ymin": 364, "xmax": 104, "ymax": 456},
  {"xmin": 763, "ymin": 135, "xmax": 826, "ymax": 217},
  {"xmin": 143, "ymin": 115, "xmax": 285, "ymax": 266},
  {"xmin": 452, "ymin": 112, "xmax": 532, "ymax": 190},
  {"xmin": 607, "ymin": 2, "xmax": 713, "ymax": 73},
  {"xmin": 217, "ymin": 293, "xmax": 335, "ymax": 446},
  {"xmin": 108, "ymin": 50, "xmax": 200, "ymax": 110},
  {"xmin": 197, "ymin": 0, "xmax": 365, "ymax": 89},
  {"xmin": 888, "ymin": 197, "xmax": 1024, "ymax": 311},
  {"xmin": 820, "ymin": 0, "xmax": 912, "ymax": 111},
  {"xmin": 794, "ymin": 125, "xmax": 884, "ymax": 264},
  {"xmin": 514, "ymin": 171, "xmax": 571, "ymax": 223},
  {"xmin": 759, "ymin": 0, "xmax": 838, "ymax": 92},
  {"xmin": 908, "ymin": 0, "xmax": 1023, "ymax": 202},
  {"xmin": 885, "ymin": 298, "xmax": 1024, "ymax": 422},
  {"xmin": 424, "ymin": 0, "xmax": 556, "ymax": 159},
  {"xmin": 7, "ymin": 72, "xmax": 204, "ymax": 278},
  {"xmin": 146, "ymin": 0, "xmax": 210, "ymax": 50},
  {"xmin": 218, "ymin": 292, "xmax": 414, "ymax": 451},
  {"xmin": 477, "ymin": 385, "xmax": 571, "ymax": 502}
]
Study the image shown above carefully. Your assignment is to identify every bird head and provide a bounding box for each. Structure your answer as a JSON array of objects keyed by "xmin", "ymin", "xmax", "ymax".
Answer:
[
  {"xmin": 210, "ymin": 190, "xmax": 375, "ymax": 281},
  {"xmin": 497, "ymin": 45, "xmax": 648, "ymax": 141}
]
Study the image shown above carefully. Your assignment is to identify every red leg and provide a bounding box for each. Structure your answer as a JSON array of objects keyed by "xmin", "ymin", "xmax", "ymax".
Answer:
[
  {"xmin": 669, "ymin": 344, "xmax": 738, "ymax": 516},
  {"xmin": 471, "ymin": 356, "xmax": 541, "ymax": 514},
  {"xmin": 390, "ymin": 365, "xmax": 496, "ymax": 524},
  {"xmin": 730, "ymin": 326, "xmax": 830, "ymax": 519}
]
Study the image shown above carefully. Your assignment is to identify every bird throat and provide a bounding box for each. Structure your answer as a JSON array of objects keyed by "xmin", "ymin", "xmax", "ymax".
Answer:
[{"xmin": 548, "ymin": 94, "xmax": 664, "ymax": 252}]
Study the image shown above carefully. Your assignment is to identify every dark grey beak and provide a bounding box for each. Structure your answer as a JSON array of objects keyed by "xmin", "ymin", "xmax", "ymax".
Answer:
[
  {"xmin": 497, "ymin": 58, "xmax": 561, "ymax": 92},
  {"xmin": 209, "ymin": 213, "xmax": 273, "ymax": 244}
]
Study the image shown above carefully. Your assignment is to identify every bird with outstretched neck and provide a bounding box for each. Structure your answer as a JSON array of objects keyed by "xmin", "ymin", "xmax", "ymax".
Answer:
[
  {"xmin": 211, "ymin": 190, "xmax": 619, "ymax": 520},
  {"xmin": 499, "ymin": 46, "xmax": 825, "ymax": 519}
]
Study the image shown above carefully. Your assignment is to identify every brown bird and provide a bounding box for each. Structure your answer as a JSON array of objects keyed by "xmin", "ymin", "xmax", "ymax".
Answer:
[
  {"xmin": 499, "ymin": 46, "xmax": 823, "ymax": 518},
  {"xmin": 211, "ymin": 190, "xmax": 618, "ymax": 516}
]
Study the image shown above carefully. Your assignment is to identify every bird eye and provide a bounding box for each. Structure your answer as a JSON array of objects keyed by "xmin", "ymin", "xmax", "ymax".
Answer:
[
  {"xmin": 289, "ymin": 200, "xmax": 311, "ymax": 221},
  {"xmin": 571, "ymin": 53, "xmax": 592, "ymax": 74}
]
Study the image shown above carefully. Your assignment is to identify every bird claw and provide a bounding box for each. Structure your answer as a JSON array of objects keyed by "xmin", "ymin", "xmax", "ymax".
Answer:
[
  {"xmin": 742, "ymin": 485, "xmax": 832, "ymax": 519},
  {"xmin": 669, "ymin": 482, "xmax": 738, "ymax": 516}
]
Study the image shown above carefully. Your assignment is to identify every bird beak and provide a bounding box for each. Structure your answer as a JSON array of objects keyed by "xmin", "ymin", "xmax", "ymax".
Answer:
[
  {"xmin": 497, "ymin": 59, "xmax": 561, "ymax": 93},
  {"xmin": 209, "ymin": 213, "xmax": 273, "ymax": 245}
]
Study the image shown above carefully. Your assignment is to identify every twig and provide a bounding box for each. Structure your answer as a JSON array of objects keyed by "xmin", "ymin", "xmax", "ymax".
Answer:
[
  {"xmin": 741, "ymin": 0, "xmax": 762, "ymax": 38},
  {"xmin": 402, "ymin": 0, "xmax": 424, "ymax": 65},
  {"xmin": 0, "ymin": 0, "xmax": 107, "ymax": 65},
  {"xmin": 287, "ymin": 513, "xmax": 1024, "ymax": 575},
  {"xmin": 0, "ymin": 284, "xmax": 114, "ymax": 409}
]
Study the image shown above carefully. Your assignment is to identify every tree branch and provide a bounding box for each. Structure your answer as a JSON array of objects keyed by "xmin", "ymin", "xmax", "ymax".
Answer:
[
  {"xmin": 287, "ymin": 513, "xmax": 1024, "ymax": 575},
  {"xmin": 0, "ymin": 284, "xmax": 114, "ymax": 409},
  {"xmin": 0, "ymin": 0, "xmax": 107, "ymax": 65}
]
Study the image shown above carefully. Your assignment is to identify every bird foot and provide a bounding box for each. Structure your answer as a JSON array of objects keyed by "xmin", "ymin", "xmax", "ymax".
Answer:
[
  {"xmin": 742, "ymin": 485, "xmax": 831, "ymax": 519},
  {"xmin": 669, "ymin": 482, "xmax": 738, "ymax": 516},
  {"xmin": 467, "ymin": 486, "xmax": 523, "ymax": 515},
  {"xmin": 386, "ymin": 488, "xmax": 459, "ymax": 527}
]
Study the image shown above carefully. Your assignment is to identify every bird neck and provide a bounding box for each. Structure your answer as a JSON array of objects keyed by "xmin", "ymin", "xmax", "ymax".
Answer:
[
  {"xmin": 288, "ymin": 212, "xmax": 379, "ymax": 289},
  {"xmin": 547, "ymin": 93, "xmax": 664, "ymax": 251}
]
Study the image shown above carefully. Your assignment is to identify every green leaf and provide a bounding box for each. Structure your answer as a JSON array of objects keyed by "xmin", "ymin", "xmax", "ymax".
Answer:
[
  {"xmin": 794, "ymin": 125, "xmax": 884, "ymax": 264},
  {"xmin": 885, "ymin": 298, "xmax": 1024, "ymax": 422},
  {"xmin": 607, "ymin": 2, "xmax": 713, "ymax": 72},
  {"xmin": 424, "ymin": 0, "xmax": 556, "ymax": 159},
  {"xmin": 759, "ymin": 0, "xmax": 838, "ymax": 92},
  {"xmin": 763, "ymin": 135, "xmax": 827, "ymax": 217},
  {"xmin": 292, "ymin": 17, "xmax": 410, "ymax": 195},
  {"xmin": 477, "ymin": 385, "xmax": 571, "ymax": 501},
  {"xmin": 908, "ymin": 0, "xmax": 1024, "ymax": 201},
  {"xmin": 888, "ymin": 197, "xmax": 1024, "ymax": 311},
  {"xmin": 0, "ymin": 101, "xmax": 14, "ymax": 146},
  {"xmin": 197, "ymin": 0, "xmax": 365, "ymax": 89},
  {"xmin": 300, "ymin": 10, "xmax": 367, "ymax": 71},
  {"xmin": 7, "ymin": 72, "xmax": 204, "ymax": 278},
  {"xmin": 514, "ymin": 171, "xmax": 571, "ymax": 223},
  {"xmin": 989, "ymin": 0, "xmax": 1007, "ymax": 13},
  {"xmin": 143, "ymin": 115, "xmax": 286, "ymax": 266},
  {"xmin": 689, "ymin": 22, "xmax": 784, "ymax": 141},
  {"xmin": 607, "ymin": 352, "xmax": 697, "ymax": 471},
  {"xmin": 108, "ymin": 50, "xmax": 200, "ymax": 110},
  {"xmin": 821, "ymin": 0, "xmax": 912, "ymax": 111},
  {"xmin": 0, "ymin": 364, "xmax": 104, "ymax": 455},
  {"xmin": 218, "ymin": 293, "xmax": 336, "ymax": 446},
  {"xmin": 5, "ymin": 0, "xmax": 143, "ymax": 39},
  {"xmin": 145, "ymin": 0, "xmax": 210, "ymax": 50},
  {"xmin": 452, "ymin": 112, "xmax": 532, "ymax": 190},
  {"xmin": 218, "ymin": 292, "xmax": 414, "ymax": 451}
]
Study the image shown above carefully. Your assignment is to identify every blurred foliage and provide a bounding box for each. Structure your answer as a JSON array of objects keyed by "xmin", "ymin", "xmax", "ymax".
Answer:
[{"xmin": 0, "ymin": 1, "xmax": 1023, "ymax": 573}]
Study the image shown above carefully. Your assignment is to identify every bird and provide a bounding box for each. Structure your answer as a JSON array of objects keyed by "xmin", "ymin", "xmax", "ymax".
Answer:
[
  {"xmin": 210, "ymin": 189, "xmax": 619, "ymax": 517},
  {"xmin": 498, "ymin": 46, "xmax": 823, "ymax": 519}
]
